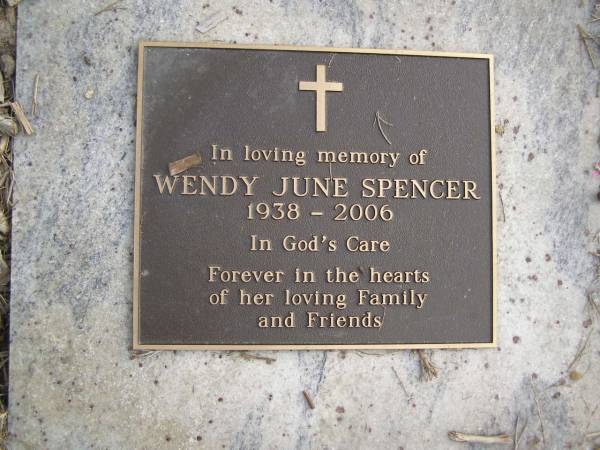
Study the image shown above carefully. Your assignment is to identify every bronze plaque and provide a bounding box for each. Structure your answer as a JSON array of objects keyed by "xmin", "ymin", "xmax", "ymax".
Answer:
[{"xmin": 133, "ymin": 42, "xmax": 496, "ymax": 350}]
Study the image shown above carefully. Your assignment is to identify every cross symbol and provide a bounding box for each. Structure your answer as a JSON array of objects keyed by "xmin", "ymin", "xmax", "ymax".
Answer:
[{"xmin": 299, "ymin": 64, "xmax": 344, "ymax": 132}]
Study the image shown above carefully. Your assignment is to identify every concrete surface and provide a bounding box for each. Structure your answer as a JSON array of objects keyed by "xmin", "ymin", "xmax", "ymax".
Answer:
[{"xmin": 8, "ymin": 0, "xmax": 600, "ymax": 449}]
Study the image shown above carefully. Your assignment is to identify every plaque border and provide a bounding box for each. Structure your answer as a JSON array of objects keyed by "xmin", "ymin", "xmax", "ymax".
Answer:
[{"xmin": 133, "ymin": 41, "xmax": 497, "ymax": 350}]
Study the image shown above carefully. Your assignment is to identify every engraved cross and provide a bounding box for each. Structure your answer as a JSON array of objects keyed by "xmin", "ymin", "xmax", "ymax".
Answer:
[{"xmin": 299, "ymin": 64, "xmax": 343, "ymax": 132}]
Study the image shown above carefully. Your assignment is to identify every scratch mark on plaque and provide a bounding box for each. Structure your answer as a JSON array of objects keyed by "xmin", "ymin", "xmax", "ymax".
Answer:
[
  {"xmin": 374, "ymin": 110, "xmax": 393, "ymax": 145},
  {"xmin": 327, "ymin": 53, "xmax": 335, "ymax": 67}
]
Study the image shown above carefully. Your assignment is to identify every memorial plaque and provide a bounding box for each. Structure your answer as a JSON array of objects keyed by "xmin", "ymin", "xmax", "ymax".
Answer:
[{"xmin": 133, "ymin": 42, "xmax": 496, "ymax": 350}]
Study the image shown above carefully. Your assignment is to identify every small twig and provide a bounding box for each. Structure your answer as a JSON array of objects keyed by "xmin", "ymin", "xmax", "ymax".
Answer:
[
  {"xmin": 302, "ymin": 390, "xmax": 315, "ymax": 409},
  {"xmin": 530, "ymin": 380, "xmax": 546, "ymax": 449},
  {"xmin": 355, "ymin": 350, "xmax": 387, "ymax": 357},
  {"xmin": 391, "ymin": 366, "xmax": 410, "ymax": 401},
  {"xmin": 0, "ymin": 116, "xmax": 17, "ymax": 137},
  {"xmin": 589, "ymin": 33, "xmax": 600, "ymax": 46},
  {"xmin": 585, "ymin": 401, "xmax": 600, "ymax": 433},
  {"xmin": 567, "ymin": 328, "xmax": 593, "ymax": 371},
  {"xmin": 94, "ymin": 0, "xmax": 126, "ymax": 16},
  {"xmin": 129, "ymin": 349, "xmax": 158, "ymax": 359},
  {"xmin": 586, "ymin": 431, "xmax": 600, "ymax": 439},
  {"xmin": 587, "ymin": 292, "xmax": 600, "ymax": 320},
  {"xmin": 577, "ymin": 24, "xmax": 597, "ymax": 69},
  {"xmin": 196, "ymin": 10, "xmax": 227, "ymax": 33},
  {"xmin": 513, "ymin": 416, "xmax": 519, "ymax": 450},
  {"xmin": 32, "ymin": 74, "xmax": 39, "ymax": 116},
  {"xmin": 10, "ymin": 102, "xmax": 34, "ymax": 135},
  {"xmin": 373, "ymin": 111, "xmax": 393, "ymax": 145},
  {"xmin": 239, "ymin": 352, "xmax": 276, "ymax": 364},
  {"xmin": 168, "ymin": 152, "xmax": 202, "ymax": 176},
  {"xmin": 498, "ymin": 190, "xmax": 506, "ymax": 222},
  {"xmin": 514, "ymin": 416, "xmax": 527, "ymax": 450},
  {"xmin": 416, "ymin": 349, "xmax": 438, "ymax": 381},
  {"xmin": 0, "ymin": 136, "xmax": 9, "ymax": 156},
  {"xmin": 448, "ymin": 431, "xmax": 512, "ymax": 444}
]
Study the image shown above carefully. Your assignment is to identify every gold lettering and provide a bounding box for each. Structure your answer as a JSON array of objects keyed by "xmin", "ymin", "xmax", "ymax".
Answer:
[
  {"xmin": 182, "ymin": 175, "xmax": 197, "ymax": 195},
  {"xmin": 258, "ymin": 314, "xmax": 295, "ymax": 328},
  {"xmin": 239, "ymin": 176, "xmax": 258, "ymax": 196},
  {"xmin": 464, "ymin": 180, "xmax": 481, "ymax": 199},
  {"xmin": 273, "ymin": 177, "xmax": 348, "ymax": 198},
  {"xmin": 316, "ymin": 150, "xmax": 401, "ymax": 168},
  {"xmin": 239, "ymin": 289, "xmax": 273, "ymax": 305},
  {"xmin": 411, "ymin": 180, "xmax": 427, "ymax": 199},
  {"xmin": 446, "ymin": 180, "xmax": 460, "ymax": 199},
  {"xmin": 360, "ymin": 178, "xmax": 483, "ymax": 200},
  {"xmin": 394, "ymin": 179, "xmax": 409, "ymax": 198},
  {"xmin": 153, "ymin": 175, "xmax": 179, "ymax": 194},
  {"xmin": 430, "ymin": 179, "xmax": 445, "ymax": 199},
  {"xmin": 207, "ymin": 266, "xmax": 285, "ymax": 283}
]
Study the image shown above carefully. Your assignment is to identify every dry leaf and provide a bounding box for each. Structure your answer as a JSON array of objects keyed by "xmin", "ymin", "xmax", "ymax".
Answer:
[
  {"xmin": 569, "ymin": 370, "xmax": 583, "ymax": 381},
  {"xmin": 0, "ymin": 116, "xmax": 17, "ymax": 137}
]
